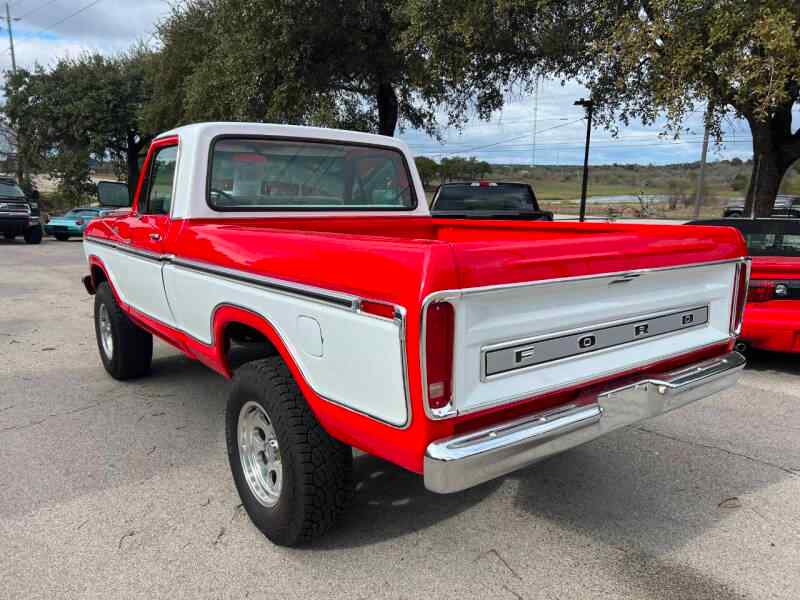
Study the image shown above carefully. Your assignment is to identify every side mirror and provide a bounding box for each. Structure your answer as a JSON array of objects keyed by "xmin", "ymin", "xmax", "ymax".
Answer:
[
  {"xmin": 97, "ymin": 181, "xmax": 131, "ymax": 207},
  {"xmin": 30, "ymin": 190, "xmax": 40, "ymax": 201}
]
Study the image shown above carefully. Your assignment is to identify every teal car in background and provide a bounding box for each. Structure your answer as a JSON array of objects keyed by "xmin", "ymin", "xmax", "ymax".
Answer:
[{"xmin": 45, "ymin": 207, "xmax": 109, "ymax": 241}]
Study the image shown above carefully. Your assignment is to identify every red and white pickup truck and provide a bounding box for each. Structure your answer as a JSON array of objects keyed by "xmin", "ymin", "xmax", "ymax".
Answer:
[{"xmin": 83, "ymin": 123, "xmax": 749, "ymax": 546}]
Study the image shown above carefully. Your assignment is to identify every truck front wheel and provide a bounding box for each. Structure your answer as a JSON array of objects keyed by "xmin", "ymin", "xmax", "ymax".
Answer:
[
  {"xmin": 94, "ymin": 281, "xmax": 153, "ymax": 380},
  {"xmin": 226, "ymin": 357, "xmax": 354, "ymax": 546}
]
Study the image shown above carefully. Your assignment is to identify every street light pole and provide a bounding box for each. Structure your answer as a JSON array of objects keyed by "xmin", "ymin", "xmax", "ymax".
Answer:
[{"xmin": 574, "ymin": 98, "xmax": 595, "ymax": 222}]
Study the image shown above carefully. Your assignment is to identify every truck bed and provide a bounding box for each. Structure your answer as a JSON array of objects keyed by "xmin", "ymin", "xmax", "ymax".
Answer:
[{"xmin": 175, "ymin": 216, "xmax": 744, "ymax": 291}]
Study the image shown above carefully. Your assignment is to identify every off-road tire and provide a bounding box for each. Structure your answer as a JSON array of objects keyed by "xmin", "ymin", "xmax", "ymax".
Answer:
[
  {"xmin": 24, "ymin": 227, "xmax": 42, "ymax": 244},
  {"xmin": 94, "ymin": 281, "xmax": 153, "ymax": 380},
  {"xmin": 54, "ymin": 233, "xmax": 69, "ymax": 241},
  {"xmin": 226, "ymin": 357, "xmax": 354, "ymax": 546}
]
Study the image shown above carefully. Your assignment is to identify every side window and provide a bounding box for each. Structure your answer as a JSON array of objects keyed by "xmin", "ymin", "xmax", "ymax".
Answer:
[{"xmin": 142, "ymin": 146, "xmax": 178, "ymax": 215}]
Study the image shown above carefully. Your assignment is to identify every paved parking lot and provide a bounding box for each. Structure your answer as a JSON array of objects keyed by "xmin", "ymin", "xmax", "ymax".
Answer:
[{"xmin": 2, "ymin": 238, "xmax": 799, "ymax": 600}]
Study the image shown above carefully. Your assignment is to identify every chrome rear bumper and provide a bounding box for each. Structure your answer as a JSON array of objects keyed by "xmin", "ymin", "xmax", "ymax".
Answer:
[{"xmin": 424, "ymin": 351, "xmax": 745, "ymax": 493}]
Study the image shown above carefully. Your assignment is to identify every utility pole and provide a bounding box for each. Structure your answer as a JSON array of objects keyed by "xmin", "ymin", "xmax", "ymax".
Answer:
[
  {"xmin": 694, "ymin": 117, "xmax": 710, "ymax": 220},
  {"xmin": 574, "ymin": 98, "xmax": 595, "ymax": 222},
  {"xmin": 5, "ymin": 3, "xmax": 16, "ymax": 74},
  {"xmin": 531, "ymin": 77, "xmax": 539, "ymax": 170}
]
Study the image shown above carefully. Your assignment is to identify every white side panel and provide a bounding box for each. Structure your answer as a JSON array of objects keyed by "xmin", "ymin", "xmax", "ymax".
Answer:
[
  {"xmin": 451, "ymin": 262, "xmax": 737, "ymax": 415},
  {"xmin": 162, "ymin": 264, "xmax": 408, "ymax": 426},
  {"xmin": 84, "ymin": 241, "xmax": 175, "ymax": 326}
]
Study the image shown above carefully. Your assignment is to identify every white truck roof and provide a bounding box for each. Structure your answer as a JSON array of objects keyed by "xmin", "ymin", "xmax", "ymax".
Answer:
[{"xmin": 157, "ymin": 122, "xmax": 431, "ymax": 220}]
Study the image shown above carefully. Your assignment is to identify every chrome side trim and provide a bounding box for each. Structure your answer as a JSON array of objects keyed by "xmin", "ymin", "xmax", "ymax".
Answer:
[
  {"xmin": 419, "ymin": 257, "xmax": 748, "ymax": 420},
  {"xmin": 729, "ymin": 258, "xmax": 752, "ymax": 336},
  {"xmin": 427, "ymin": 257, "xmax": 748, "ymax": 301},
  {"xmin": 424, "ymin": 351, "xmax": 745, "ymax": 493},
  {"xmin": 85, "ymin": 236, "xmax": 170, "ymax": 263},
  {"xmin": 85, "ymin": 236, "xmax": 359, "ymax": 309},
  {"xmin": 172, "ymin": 256, "xmax": 359, "ymax": 310}
]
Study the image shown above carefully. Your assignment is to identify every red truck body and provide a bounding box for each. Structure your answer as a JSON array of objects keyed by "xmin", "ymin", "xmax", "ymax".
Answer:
[{"xmin": 83, "ymin": 123, "xmax": 748, "ymax": 544}]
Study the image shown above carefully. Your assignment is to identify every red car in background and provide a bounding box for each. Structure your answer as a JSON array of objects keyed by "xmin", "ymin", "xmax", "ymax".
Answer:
[{"xmin": 691, "ymin": 218, "xmax": 800, "ymax": 353}]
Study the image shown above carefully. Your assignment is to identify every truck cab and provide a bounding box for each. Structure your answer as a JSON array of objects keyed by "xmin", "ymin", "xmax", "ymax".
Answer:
[{"xmin": 83, "ymin": 123, "xmax": 748, "ymax": 546}]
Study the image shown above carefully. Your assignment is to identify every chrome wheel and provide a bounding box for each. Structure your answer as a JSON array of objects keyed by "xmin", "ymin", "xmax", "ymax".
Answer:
[
  {"xmin": 238, "ymin": 401, "xmax": 283, "ymax": 507},
  {"xmin": 98, "ymin": 303, "xmax": 114, "ymax": 359}
]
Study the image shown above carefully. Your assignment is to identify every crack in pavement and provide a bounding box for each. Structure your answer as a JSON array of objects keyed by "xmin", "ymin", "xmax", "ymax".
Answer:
[
  {"xmin": 0, "ymin": 393, "xmax": 126, "ymax": 435},
  {"xmin": 636, "ymin": 426, "xmax": 800, "ymax": 477}
]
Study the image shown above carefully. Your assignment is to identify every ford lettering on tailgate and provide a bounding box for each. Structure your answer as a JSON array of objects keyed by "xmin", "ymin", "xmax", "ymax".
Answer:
[{"xmin": 483, "ymin": 306, "xmax": 709, "ymax": 378}]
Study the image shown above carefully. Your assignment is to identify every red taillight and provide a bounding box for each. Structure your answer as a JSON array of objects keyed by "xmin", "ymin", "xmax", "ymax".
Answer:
[
  {"xmin": 425, "ymin": 302, "xmax": 454, "ymax": 411},
  {"xmin": 747, "ymin": 280, "xmax": 774, "ymax": 303},
  {"xmin": 731, "ymin": 261, "xmax": 750, "ymax": 335},
  {"xmin": 360, "ymin": 300, "xmax": 396, "ymax": 319}
]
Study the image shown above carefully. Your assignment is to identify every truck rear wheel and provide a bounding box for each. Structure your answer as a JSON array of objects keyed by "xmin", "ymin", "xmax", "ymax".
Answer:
[
  {"xmin": 94, "ymin": 281, "xmax": 153, "ymax": 380},
  {"xmin": 226, "ymin": 357, "xmax": 354, "ymax": 546}
]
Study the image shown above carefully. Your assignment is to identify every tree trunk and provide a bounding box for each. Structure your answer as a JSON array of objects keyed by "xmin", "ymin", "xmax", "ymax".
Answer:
[
  {"xmin": 126, "ymin": 134, "xmax": 142, "ymax": 204},
  {"xmin": 376, "ymin": 81, "xmax": 398, "ymax": 137},
  {"xmin": 744, "ymin": 106, "xmax": 800, "ymax": 217}
]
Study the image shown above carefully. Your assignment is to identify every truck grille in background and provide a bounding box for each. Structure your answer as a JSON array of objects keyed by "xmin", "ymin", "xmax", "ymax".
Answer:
[{"xmin": 0, "ymin": 203, "xmax": 30, "ymax": 215}]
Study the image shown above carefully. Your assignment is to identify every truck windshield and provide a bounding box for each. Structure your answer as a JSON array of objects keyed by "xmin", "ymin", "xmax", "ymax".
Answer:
[
  {"xmin": 433, "ymin": 183, "xmax": 537, "ymax": 211},
  {"xmin": 208, "ymin": 138, "xmax": 416, "ymax": 211},
  {"xmin": 0, "ymin": 182, "xmax": 25, "ymax": 198}
]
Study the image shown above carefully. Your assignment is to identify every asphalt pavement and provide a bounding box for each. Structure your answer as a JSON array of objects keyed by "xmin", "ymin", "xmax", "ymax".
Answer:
[{"xmin": 1, "ymin": 238, "xmax": 799, "ymax": 600}]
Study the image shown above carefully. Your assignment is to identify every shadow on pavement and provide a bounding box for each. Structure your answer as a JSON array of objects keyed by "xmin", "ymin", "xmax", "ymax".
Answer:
[{"xmin": 742, "ymin": 348, "xmax": 800, "ymax": 376}]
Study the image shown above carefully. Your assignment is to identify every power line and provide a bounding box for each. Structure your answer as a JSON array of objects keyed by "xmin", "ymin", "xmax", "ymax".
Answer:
[
  {"xmin": 38, "ymin": 0, "xmax": 101, "ymax": 33},
  {"xmin": 427, "ymin": 118, "xmax": 585, "ymax": 157},
  {"xmin": 18, "ymin": 0, "xmax": 59, "ymax": 20},
  {"xmin": 412, "ymin": 138, "xmax": 754, "ymax": 156}
]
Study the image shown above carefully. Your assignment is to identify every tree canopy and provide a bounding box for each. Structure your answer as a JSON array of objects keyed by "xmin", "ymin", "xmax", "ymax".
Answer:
[
  {"xmin": 4, "ymin": 51, "xmax": 154, "ymax": 201},
  {"xmin": 2, "ymin": 0, "xmax": 798, "ymax": 214},
  {"xmin": 420, "ymin": 0, "xmax": 799, "ymax": 215},
  {"xmin": 147, "ymin": 0, "xmax": 522, "ymax": 137}
]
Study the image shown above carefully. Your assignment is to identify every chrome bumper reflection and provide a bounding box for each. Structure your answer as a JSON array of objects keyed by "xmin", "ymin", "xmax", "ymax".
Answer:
[{"xmin": 424, "ymin": 351, "xmax": 745, "ymax": 494}]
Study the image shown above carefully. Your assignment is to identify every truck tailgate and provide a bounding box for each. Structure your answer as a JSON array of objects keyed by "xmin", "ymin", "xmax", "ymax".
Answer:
[
  {"xmin": 439, "ymin": 260, "xmax": 738, "ymax": 415},
  {"xmin": 423, "ymin": 222, "xmax": 746, "ymax": 417}
]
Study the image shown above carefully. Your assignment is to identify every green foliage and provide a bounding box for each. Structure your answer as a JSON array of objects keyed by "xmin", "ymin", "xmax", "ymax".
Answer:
[
  {"xmin": 419, "ymin": 0, "xmax": 800, "ymax": 216},
  {"xmin": 3, "ymin": 51, "xmax": 155, "ymax": 200},
  {"xmin": 439, "ymin": 156, "xmax": 491, "ymax": 181},
  {"xmin": 731, "ymin": 173, "xmax": 749, "ymax": 192},
  {"xmin": 148, "ymin": 0, "xmax": 503, "ymax": 137},
  {"xmin": 414, "ymin": 156, "xmax": 439, "ymax": 188}
]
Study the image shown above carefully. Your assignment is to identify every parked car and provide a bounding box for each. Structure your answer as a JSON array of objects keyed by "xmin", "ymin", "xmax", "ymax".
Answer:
[
  {"xmin": 430, "ymin": 181, "xmax": 553, "ymax": 220},
  {"xmin": 723, "ymin": 195, "xmax": 800, "ymax": 218},
  {"xmin": 690, "ymin": 218, "xmax": 800, "ymax": 353},
  {"xmin": 0, "ymin": 177, "xmax": 42, "ymax": 244},
  {"xmin": 82, "ymin": 123, "xmax": 747, "ymax": 546},
  {"xmin": 45, "ymin": 207, "xmax": 109, "ymax": 241}
]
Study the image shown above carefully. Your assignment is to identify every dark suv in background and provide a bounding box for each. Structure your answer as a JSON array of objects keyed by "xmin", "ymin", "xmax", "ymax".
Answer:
[
  {"xmin": 430, "ymin": 181, "xmax": 553, "ymax": 220},
  {"xmin": 0, "ymin": 177, "xmax": 43, "ymax": 244},
  {"xmin": 723, "ymin": 195, "xmax": 800, "ymax": 218}
]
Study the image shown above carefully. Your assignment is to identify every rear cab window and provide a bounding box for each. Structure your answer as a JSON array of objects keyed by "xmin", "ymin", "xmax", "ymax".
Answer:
[
  {"xmin": 433, "ymin": 183, "xmax": 538, "ymax": 211},
  {"xmin": 207, "ymin": 137, "xmax": 416, "ymax": 211}
]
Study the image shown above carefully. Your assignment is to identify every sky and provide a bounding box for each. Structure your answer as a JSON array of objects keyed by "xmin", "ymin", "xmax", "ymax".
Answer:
[{"xmin": 2, "ymin": 0, "xmax": 795, "ymax": 166}]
